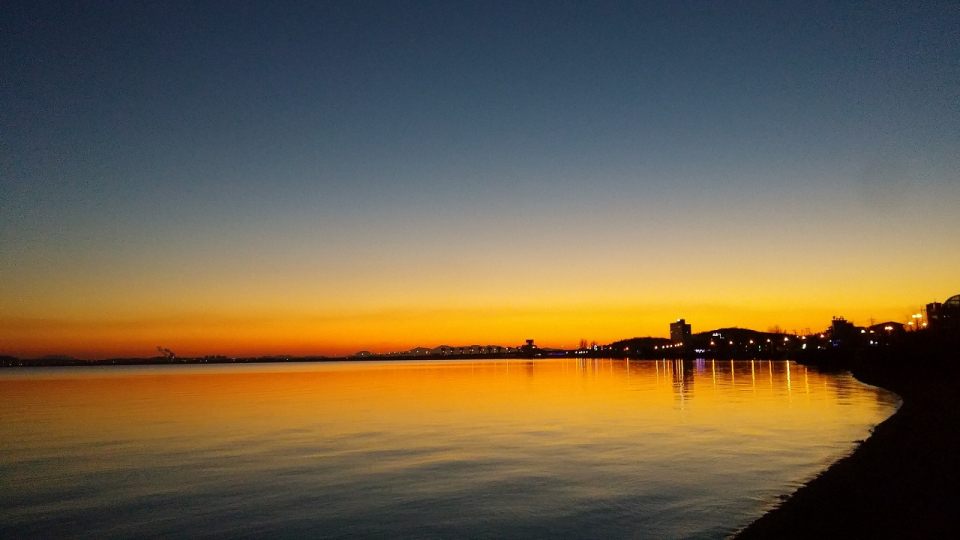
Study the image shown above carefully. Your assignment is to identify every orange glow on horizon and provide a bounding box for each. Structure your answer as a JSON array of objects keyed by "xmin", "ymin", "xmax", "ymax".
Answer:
[{"xmin": 0, "ymin": 298, "xmax": 937, "ymax": 359}]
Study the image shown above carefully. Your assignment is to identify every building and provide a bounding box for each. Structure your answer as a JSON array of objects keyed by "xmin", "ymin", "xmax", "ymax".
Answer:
[
  {"xmin": 868, "ymin": 322, "xmax": 905, "ymax": 335},
  {"xmin": 519, "ymin": 339, "xmax": 540, "ymax": 356},
  {"xmin": 670, "ymin": 319, "xmax": 691, "ymax": 344},
  {"xmin": 866, "ymin": 321, "xmax": 906, "ymax": 345},
  {"xmin": 830, "ymin": 317, "xmax": 857, "ymax": 345},
  {"xmin": 927, "ymin": 294, "xmax": 960, "ymax": 330}
]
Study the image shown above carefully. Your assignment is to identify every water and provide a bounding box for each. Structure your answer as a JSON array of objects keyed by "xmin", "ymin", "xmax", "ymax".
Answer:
[{"xmin": 0, "ymin": 359, "xmax": 897, "ymax": 539}]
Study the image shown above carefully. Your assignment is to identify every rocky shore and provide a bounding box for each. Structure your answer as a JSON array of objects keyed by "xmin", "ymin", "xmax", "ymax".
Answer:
[{"xmin": 734, "ymin": 332, "xmax": 960, "ymax": 539}]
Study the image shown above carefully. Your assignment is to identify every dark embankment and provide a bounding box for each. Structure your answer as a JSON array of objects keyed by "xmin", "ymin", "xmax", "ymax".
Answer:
[{"xmin": 735, "ymin": 331, "xmax": 960, "ymax": 539}]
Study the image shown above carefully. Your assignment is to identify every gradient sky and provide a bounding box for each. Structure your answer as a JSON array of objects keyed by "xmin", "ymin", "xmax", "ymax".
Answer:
[{"xmin": 2, "ymin": 1, "xmax": 958, "ymax": 358}]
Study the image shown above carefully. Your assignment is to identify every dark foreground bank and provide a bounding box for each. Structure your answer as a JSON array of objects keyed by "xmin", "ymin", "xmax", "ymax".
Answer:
[{"xmin": 735, "ymin": 332, "xmax": 960, "ymax": 539}]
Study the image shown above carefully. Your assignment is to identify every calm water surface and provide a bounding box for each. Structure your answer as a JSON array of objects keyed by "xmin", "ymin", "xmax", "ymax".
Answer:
[{"xmin": 1, "ymin": 359, "xmax": 897, "ymax": 539}]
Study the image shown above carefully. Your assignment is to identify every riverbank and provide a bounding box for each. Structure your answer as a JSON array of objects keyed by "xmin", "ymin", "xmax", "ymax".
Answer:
[{"xmin": 735, "ymin": 335, "xmax": 960, "ymax": 539}]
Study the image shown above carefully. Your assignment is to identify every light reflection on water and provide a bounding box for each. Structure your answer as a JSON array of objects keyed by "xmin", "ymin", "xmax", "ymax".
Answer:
[{"xmin": 0, "ymin": 359, "xmax": 897, "ymax": 539}]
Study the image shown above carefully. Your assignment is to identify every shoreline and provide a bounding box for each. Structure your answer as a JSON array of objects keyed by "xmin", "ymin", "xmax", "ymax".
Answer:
[{"xmin": 734, "ymin": 343, "xmax": 960, "ymax": 539}]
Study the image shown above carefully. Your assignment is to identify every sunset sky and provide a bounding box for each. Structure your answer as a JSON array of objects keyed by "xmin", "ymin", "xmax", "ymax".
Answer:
[{"xmin": 2, "ymin": 1, "xmax": 958, "ymax": 358}]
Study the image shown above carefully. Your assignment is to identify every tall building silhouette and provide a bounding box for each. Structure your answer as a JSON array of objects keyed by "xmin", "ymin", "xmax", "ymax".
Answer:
[
  {"xmin": 927, "ymin": 294, "xmax": 960, "ymax": 329},
  {"xmin": 670, "ymin": 319, "xmax": 691, "ymax": 344}
]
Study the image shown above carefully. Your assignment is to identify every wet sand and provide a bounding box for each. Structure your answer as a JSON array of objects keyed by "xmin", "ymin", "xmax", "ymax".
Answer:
[{"xmin": 735, "ymin": 347, "xmax": 960, "ymax": 539}]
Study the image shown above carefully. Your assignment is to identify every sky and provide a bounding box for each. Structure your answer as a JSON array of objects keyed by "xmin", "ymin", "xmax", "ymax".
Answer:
[{"xmin": 2, "ymin": 1, "xmax": 958, "ymax": 358}]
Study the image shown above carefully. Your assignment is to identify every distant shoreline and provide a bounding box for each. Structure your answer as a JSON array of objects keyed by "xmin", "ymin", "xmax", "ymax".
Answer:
[
  {"xmin": 0, "ymin": 352, "xmax": 551, "ymax": 367},
  {"xmin": 0, "ymin": 327, "xmax": 811, "ymax": 367},
  {"xmin": 734, "ymin": 332, "xmax": 960, "ymax": 539}
]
